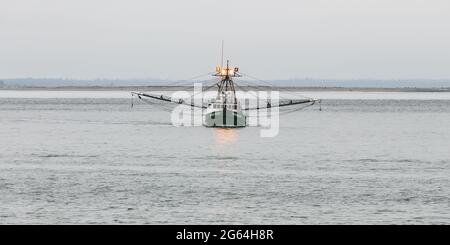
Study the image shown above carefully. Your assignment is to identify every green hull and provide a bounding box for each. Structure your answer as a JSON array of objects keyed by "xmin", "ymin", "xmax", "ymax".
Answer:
[{"xmin": 204, "ymin": 110, "xmax": 246, "ymax": 128}]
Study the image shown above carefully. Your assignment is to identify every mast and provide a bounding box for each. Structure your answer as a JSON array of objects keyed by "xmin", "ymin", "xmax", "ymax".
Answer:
[
  {"xmin": 221, "ymin": 40, "xmax": 224, "ymax": 68},
  {"xmin": 214, "ymin": 60, "xmax": 241, "ymax": 104}
]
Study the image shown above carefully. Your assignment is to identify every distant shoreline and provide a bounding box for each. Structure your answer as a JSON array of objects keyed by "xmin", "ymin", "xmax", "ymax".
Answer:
[{"xmin": 1, "ymin": 86, "xmax": 450, "ymax": 92}]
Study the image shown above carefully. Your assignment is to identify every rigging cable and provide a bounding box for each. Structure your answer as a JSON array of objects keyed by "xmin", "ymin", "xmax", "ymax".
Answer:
[{"xmin": 238, "ymin": 72, "xmax": 315, "ymax": 101}]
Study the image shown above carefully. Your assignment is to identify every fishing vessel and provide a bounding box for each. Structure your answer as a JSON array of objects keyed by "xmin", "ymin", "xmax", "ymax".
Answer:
[
  {"xmin": 131, "ymin": 60, "xmax": 319, "ymax": 128},
  {"xmin": 204, "ymin": 60, "xmax": 246, "ymax": 127}
]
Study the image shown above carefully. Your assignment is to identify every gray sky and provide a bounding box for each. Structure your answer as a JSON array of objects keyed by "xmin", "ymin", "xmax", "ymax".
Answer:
[{"xmin": 1, "ymin": 0, "xmax": 449, "ymax": 80}]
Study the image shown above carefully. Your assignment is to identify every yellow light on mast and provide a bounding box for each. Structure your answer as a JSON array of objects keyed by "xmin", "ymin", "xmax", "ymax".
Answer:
[
  {"xmin": 220, "ymin": 68, "xmax": 235, "ymax": 76},
  {"xmin": 216, "ymin": 66, "xmax": 238, "ymax": 76}
]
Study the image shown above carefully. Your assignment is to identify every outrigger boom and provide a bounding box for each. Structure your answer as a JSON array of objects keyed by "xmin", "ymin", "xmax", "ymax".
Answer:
[{"xmin": 131, "ymin": 91, "xmax": 207, "ymax": 109}]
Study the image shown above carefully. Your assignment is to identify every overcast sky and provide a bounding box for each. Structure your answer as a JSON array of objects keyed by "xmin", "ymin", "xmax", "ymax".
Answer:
[{"xmin": 1, "ymin": 0, "xmax": 449, "ymax": 80}]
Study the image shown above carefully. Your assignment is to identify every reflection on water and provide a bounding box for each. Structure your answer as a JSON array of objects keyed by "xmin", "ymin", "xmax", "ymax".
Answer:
[{"xmin": 213, "ymin": 128, "xmax": 238, "ymax": 145}]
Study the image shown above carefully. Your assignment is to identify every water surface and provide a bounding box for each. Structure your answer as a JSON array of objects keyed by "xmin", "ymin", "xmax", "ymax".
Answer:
[{"xmin": 0, "ymin": 91, "xmax": 449, "ymax": 224}]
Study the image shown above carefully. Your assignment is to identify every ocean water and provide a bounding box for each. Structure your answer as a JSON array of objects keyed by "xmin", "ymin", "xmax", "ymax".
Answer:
[{"xmin": 0, "ymin": 91, "xmax": 449, "ymax": 224}]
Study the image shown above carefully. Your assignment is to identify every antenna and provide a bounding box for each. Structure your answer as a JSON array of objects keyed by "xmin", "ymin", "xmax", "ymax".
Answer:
[{"xmin": 221, "ymin": 40, "xmax": 224, "ymax": 68}]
